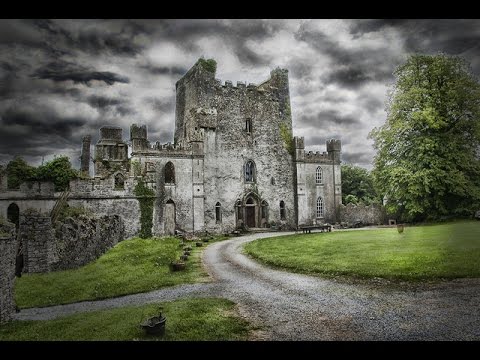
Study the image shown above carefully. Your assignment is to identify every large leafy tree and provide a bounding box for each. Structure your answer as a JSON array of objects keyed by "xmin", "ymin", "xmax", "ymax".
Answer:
[
  {"xmin": 6, "ymin": 157, "xmax": 36, "ymax": 189},
  {"xmin": 341, "ymin": 164, "xmax": 379, "ymax": 205},
  {"xmin": 36, "ymin": 156, "xmax": 78, "ymax": 191},
  {"xmin": 369, "ymin": 54, "xmax": 480, "ymax": 221}
]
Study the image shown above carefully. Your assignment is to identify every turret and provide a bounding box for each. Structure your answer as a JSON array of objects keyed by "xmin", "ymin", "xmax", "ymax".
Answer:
[
  {"xmin": 326, "ymin": 139, "xmax": 341, "ymax": 163},
  {"xmin": 293, "ymin": 136, "xmax": 305, "ymax": 161},
  {"xmin": 80, "ymin": 135, "xmax": 91, "ymax": 176},
  {"xmin": 130, "ymin": 124, "xmax": 148, "ymax": 152}
]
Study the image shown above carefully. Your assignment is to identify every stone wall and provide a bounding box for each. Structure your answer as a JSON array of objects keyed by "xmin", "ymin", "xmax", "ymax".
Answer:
[
  {"xmin": 51, "ymin": 214, "xmax": 124, "ymax": 271},
  {"xmin": 0, "ymin": 218, "xmax": 16, "ymax": 323},
  {"xmin": 19, "ymin": 210, "xmax": 54, "ymax": 273},
  {"xmin": 19, "ymin": 209, "xmax": 124, "ymax": 273},
  {"xmin": 339, "ymin": 203, "xmax": 386, "ymax": 225}
]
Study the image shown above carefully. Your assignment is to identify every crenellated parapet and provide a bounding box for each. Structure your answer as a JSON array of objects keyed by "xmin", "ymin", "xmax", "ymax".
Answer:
[{"xmin": 304, "ymin": 150, "xmax": 333, "ymax": 163}]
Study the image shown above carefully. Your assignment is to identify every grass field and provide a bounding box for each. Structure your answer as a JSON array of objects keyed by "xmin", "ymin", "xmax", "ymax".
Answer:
[
  {"xmin": 15, "ymin": 236, "xmax": 226, "ymax": 309},
  {"xmin": 244, "ymin": 221, "xmax": 480, "ymax": 281},
  {"xmin": 0, "ymin": 298, "xmax": 251, "ymax": 341}
]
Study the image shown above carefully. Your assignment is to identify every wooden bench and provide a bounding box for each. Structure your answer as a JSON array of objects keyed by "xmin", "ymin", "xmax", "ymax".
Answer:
[{"xmin": 300, "ymin": 224, "xmax": 332, "ymax": 234}]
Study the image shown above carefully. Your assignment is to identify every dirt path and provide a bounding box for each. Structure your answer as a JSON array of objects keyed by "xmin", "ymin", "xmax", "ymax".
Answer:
[{"xmin": 15, "ymin": 231, "xmax": 480, "ymax": 340}]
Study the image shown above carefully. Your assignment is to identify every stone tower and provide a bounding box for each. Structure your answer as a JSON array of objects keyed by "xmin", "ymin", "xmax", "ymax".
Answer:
[{"xmin": 80, "ymin": 135, "xmax": 91, "ymax": 176}]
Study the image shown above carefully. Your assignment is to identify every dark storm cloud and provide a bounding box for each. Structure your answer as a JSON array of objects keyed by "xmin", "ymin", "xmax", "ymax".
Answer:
[
  {"xmin": 323, "ymin": 67, "xmax": 371, "ymax": 89},
  {"xmin": 341, "ymin": 151, "xmax": 372, "ymax": 165},
  {"xmin": 144, "ymin": 97, "xmax": 176, "ymax": 113},
  {"xmin": 34, "ymin": 19, "xmax": 146, "ymax": 56},
  {"xmin": 0, "ymin": 106, "xmax": 90, "ymax": 160},
  {"xmin": 32, "ymin": 60, "xmax": 130, "ymax": 85},
  {"xmin": 141, "ymin": 64, "xmax": 187, "ymax": 76},
  {"xmin": 87, "ymin": 95, "xmax": 123, "ymax": 109},
  {"xmin": 301, "ymin": 110, "xmax": 360, "ymax": 128},
  {"xmin": 348, "ymin": 19, "xmax": 410, "ymax": 36}
]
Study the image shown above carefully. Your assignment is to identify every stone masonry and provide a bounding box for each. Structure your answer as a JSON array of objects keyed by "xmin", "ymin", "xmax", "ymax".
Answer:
[
  {"xmin": 0, "ymin": 58, "xmax": 345, "ymax": 240},
  {"xmin": 0, "ymin": 218, "xmax": 16, "ymax": 324}
]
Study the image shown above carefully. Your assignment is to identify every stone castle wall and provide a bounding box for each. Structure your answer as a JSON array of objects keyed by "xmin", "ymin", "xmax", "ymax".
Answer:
[
  {"xmin": 0, "ymin": 218, "xmax": 16, "ymax": 324},
  {"xmin": 19, "ymin": 209, "xmax": 124, "ymax": 273},
  {"xmin": 339, "ymin": 203, "xmax": 386, "ymax": 225}
]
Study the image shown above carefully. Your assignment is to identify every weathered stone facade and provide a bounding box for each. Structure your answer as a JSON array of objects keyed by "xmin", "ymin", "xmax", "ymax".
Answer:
[
  {"xmin": 18, "ymin": 209, "xmax": 124, "ymax": 273},
  {"xmin": 0, "ymin": 59, "xmax": 343, "ymax": 238},
  {"xmin": 339, "ymin": 203, "xmax": 386, "ymax": 225},
  {"xmin": 0, "ymin": 218, "xmax": 16, "ymax": 324}
]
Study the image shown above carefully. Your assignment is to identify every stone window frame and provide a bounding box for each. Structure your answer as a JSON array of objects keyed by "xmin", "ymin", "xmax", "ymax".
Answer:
[
  {"xmin": 114, "ymin": 172, "xmax": 125, "ymax": 190},
  {"xmin": 244, "ymin": 160, "xmax": 256, "ymax": 183},
  {"xmin": 315, "ymin": 166, "xmax": 323, "ymax": 185},
  {"xmin": 280, "ymin": 200, "xmax": 286, "ymax": 220},
  {"xmin": 245, "ymin": 119, "xmax": 252, "ymax": 134},
  {"xmin": 215, "ymin": 202, "xmax": 222, "ymax": 224},
  {"xmin": 261, "ymin": 200, "xmax": 269, "ymax": 221},
  {"xmin": 165, "ymin": 161, "xmax": 175, "ymax": 184},
  {"xmin": 316, "ymin": 196, "xmax": 324, "ymax": 218}
]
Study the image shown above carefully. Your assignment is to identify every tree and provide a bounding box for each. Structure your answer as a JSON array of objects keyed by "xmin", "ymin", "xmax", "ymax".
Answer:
[
  {"xmin": 6, "ymin": 157, "xmax": 36, "ymax": 189},
  {"xmin": 369, "ymin": 54, "xmax": 480, "ymax": 221},
  {"xmin": 341, "ymin": 164, "xmax": 379, "ymax": 205},
  {"xmin": 35, "ymin": 156, "xmax": 79, "ymax": 191}
]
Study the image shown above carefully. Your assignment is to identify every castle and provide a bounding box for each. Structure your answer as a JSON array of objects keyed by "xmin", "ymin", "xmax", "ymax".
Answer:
[{"xmin": 0, "ymin": 59, "xmax": 342, "ymax": 237}]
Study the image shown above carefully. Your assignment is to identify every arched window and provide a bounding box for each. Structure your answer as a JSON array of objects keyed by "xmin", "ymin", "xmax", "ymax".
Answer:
[
  {"xmin": 271, "ymin": 177, "xmax": 275, "ymax": 185},
  {"xmin": 165, "ymin": 161, "xmax": 175, "ymax": 184},
  {"xmin": 215, "ymin": 202, "xmax": 222, "ymax": 224},
  {"xmin": 316, "ymin": 197, "xmax": 324, "ymax": 218},
  {"xmin": 7, "ymin": 203, "xmax": 20, "ymax": 229},
  {"xmin": 316, "ymin": 166, "xmax": 323, "ymax": 184},
  {"xmin": 261, "ymin": 200, "xmax": 269, "ymax": 220},
  {"xmin": 280, "ymin": 200, "xmax": 286, "ymax": 220},
  {"xmin": 114, "ymin": 173, "xmax": 125, "ymax": 190},
  {"xmin": 245, "ymin": 160, "xmax": 255, "ymax": 183},
  {"xmin": 245, "ymin": 119, "xmax": 252, "ymax": 133}
]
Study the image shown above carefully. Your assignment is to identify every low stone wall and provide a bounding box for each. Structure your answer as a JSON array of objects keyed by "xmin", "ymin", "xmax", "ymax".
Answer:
[
  {"xmin": 339, "ymin": 203, "xmax": 386, "ymax": 225},
  {"xmin": 19, "ymin": 210, "xmax": 124, "ymax": 273},
  {"xmin": 0, "ymin": 219, "xmax": 16, "ymax": 324},
  {"xmin": 51, "ymin": 214, "xmax": 124, "ymax": 271}
]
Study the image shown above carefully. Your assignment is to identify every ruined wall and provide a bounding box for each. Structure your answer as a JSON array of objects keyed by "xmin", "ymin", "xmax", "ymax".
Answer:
[
  {"xmin": 0, "ymin": 218, "xmax": 16, "ymax": 324},
  {"xmin": 51, "ymin": 214, "xmax": 124, "ymax": 271},
  {"xmin": 19, "ymin": 210, "xmax": 54, "ymax": 273},
  {"xmin": 339, "ymin": 203, "xmax": 386, "ymax": 225},
  {"xmin": 18, "ymin": 210, "xmax": 125, "ymax": 273}
]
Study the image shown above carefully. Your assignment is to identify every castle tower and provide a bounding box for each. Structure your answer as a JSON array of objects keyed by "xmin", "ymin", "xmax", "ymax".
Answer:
[
  {"xmin": 93, "ymin": 126, "xmax": 129, "ymax": 177},
  {"xmin": 130, "ymin": 124, "xmax": 148, "ymax": 153},
  {"xmin": 326, "ymin": 139, "xmax": 342, "ymax": 221},
  {"xmin": 80, "ymin": 135, "xmax": 91, "ymax": 176}
]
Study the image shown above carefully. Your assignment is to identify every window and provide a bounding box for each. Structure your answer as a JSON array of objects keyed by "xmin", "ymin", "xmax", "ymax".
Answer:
[
  {"xmin": 165, "ymin": 161, "xmax": 175, "ymax": 184},
  {"xmin": 215, "ymin": 202, "xmax": 222, "ymax": 223},
  {"xmin": 261, "ymin": 200, "xmax": 269, "ymax": 220},
  {"xmin": 245, "ymin": 160, "xmax": 256, "ymax": 182},
  {"xmin": 271, "ymin": 177, "xmax": 275, "ymax": 185},
  {"xmin": 245, "ymin": 119, "xmax": 252, "ymax": 133},
  {"xmin": 114, "ymin": 173, "xmax": 125, "ymax": 190},
  {"xmin": 316, "ymin": 197, "xmax": 324, "ymax": 218},
  {"xmin": 280, "ymin": 200, "xmax": 286, "ymax": 220},
  {"xmin": 316, "ymin": 166, "xmax": 323, "ymax": 184}
]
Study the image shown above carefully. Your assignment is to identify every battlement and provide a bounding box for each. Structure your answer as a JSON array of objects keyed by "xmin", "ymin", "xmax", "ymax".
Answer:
[
  {"xmin": 100, "ymin": 126, "xmax": 123, "ymax": 141},
  {"xmin": 304, "ymin": 151, "xmax": 331, "ymax": 163},
  {"xmin": 130, "ymin": 123, "xmax": 147, "ymax": 140},
  {"xmin": 326, "ymin": 139, "xmax": 341, "ymax": 152}
]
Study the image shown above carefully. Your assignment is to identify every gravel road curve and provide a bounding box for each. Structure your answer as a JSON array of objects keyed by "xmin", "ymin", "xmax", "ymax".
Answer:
[{"xmin": 15, "ymin": 231, "xmax": 480, "ymax": 340}]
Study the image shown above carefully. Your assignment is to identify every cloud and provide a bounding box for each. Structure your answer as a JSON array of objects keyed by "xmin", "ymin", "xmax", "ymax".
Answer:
[
  {"xmin": 141, "ymin": 64, "xmax": 187, "ymax": 76},
  {"xmin": 32, "ymin": 60, "xmax": 130, "ymax": 85}
]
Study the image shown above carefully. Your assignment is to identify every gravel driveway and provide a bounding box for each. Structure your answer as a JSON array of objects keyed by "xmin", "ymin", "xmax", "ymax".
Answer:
[{"xmin": 15, "ymin": 231, "xmax": 480, "ymax": 340}]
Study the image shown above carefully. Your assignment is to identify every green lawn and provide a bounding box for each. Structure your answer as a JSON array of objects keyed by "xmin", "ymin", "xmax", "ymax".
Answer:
[
  {"xmin": 0, "ymin": 298, "xmax": 251, "ymax": 341},
  {"xmin": 244, "ymin": 221, "xmax": 480, "ymax": 281},
  {"xmin": 15, "ymin": 236, "xmax": 227, "ymax": 309}
]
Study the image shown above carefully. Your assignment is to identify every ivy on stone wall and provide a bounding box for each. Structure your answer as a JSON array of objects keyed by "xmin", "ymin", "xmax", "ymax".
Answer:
[
  {"xmin": 134, "ymin": 180, "xmax": 155, "ymax": 238},
  {"xmin": 279, "ymin": 123, "xmax": 295, "ymax": 156},
  {"xmin": 198, "ymin": 58, "xmax": 217, "ymax": 73}
]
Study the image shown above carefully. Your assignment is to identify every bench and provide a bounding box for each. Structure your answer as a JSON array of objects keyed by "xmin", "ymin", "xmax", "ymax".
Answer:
[{"xmin": 300, "ymin": 224, "xmax": 332, "ymax": 234}]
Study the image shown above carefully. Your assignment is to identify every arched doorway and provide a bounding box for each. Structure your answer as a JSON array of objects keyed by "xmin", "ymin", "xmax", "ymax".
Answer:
[
  {"xmin": 164, "ymin": 199, "xmax": 176, "ymax": 235},
  {"xmin": 7, "ymin": 203, "xmax": 19, "ymax": 230},
  {"xmin": 245, "ymin": 196, "xmax": 258, "ymax": 228}
]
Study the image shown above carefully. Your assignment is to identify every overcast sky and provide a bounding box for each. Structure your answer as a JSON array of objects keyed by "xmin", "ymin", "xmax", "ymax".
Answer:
[{"xmin": 1, "ymin": 19, "xmax": 479, "ymax": 170}]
